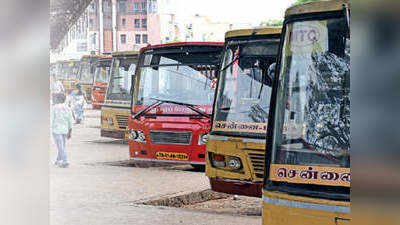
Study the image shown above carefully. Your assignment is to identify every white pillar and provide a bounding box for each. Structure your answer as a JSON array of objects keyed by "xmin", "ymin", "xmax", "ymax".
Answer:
[
  {"xmin": 86, "ymin": 10, "xmax": 91, "ymax": 54},
  {"xmin": 112, "ymin": 0, "xmax": 117, "ymax": 52},
  {"xmin": 99, "ymin": 0, "xmax": 104, "ymax": 54}
]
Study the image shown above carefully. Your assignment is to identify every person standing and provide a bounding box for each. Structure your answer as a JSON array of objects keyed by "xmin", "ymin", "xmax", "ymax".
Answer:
[
  {"xmin": 50, "ymin": 74, "xmax": 65, "ymax": 105},
  {"xmin": 50, "ymin": 74, "xmax": 65, "ymax": 94},
  {"xmin": 69, "ymin": 84, "xmax": 87, "ymax": 124},
  {"xmin": 51, "ymin": 93, "xmax": 73, "ymax": 168}
]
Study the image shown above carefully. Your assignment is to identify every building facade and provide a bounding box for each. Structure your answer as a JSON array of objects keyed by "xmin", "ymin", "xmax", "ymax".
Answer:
[{"xmin": 50, "ymin": 0, "xmax": 254, "ymax": 62}]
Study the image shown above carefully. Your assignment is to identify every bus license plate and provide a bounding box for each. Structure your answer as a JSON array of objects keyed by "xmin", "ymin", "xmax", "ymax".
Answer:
[{"xmin": 156, "ymin": 152, "xmax": 189, "ymax": 161}]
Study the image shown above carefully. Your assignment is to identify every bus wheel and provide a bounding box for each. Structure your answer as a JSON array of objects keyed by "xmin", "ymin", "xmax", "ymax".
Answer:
[{"xmin": 190, "ymin": 164, "xmax": 205, "ymax": 171}]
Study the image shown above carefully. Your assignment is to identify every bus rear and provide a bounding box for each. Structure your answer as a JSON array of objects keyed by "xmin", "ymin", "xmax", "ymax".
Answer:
[
  {"xmin": 262, "ymin": 0, "xmax": 350, "ymax": 224},
  {"xmin": 128, "ymin": 42, "xmax": 223, "ymax": 167},
  {"xmin": 92, "ymin": 57, "xmax": 112, "ymax": 109}
]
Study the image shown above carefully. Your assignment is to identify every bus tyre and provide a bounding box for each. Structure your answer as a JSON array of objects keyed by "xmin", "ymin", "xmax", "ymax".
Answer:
[{"xmin": 190, "ymin": 164, "xmax": 205, "ymax": 171}]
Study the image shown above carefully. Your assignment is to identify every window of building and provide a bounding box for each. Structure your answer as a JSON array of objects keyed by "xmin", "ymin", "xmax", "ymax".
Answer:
[
  {"xmin": 121, "ymin": 34, "xmax": 127, "ymax": 44},
  {"xmin": 89, "ymin": 2, "xmax": 97, "ymax": 14},
  {"xmin": 89, "ymin": 19, "xmax": 94, "ymax": 29},
  {"xmin": 141, "ymin": 2, "xmax": 147, "ymax": 12},
  {"xmin": 103, "ymin": 0, "xmax": 111, "ymax": 10},
  {"xmin": 134, "ymin": 3, "xmax": 140, "ymax": 12},
  {"xmin": 119, "ymin": 0, "xmax": 127, "ymax": 13},
  {"xmin": 147, "ymin": 0, "xmax": 157, "ymax": 13},
  {"xmin": 142, "ymin": 34, "xmax": 148, "ymax": 44},
  {"xmin": 122, "ymin": 18, "xmax": 126, "ymax": 27},
  {"xmin": 134, "ymin": 19, "xmax": 140, "ymax": 28},
  {"xmin": 142, "ymin": 19, "xmax": 147, "ymax": 28},
  {"xmin": 135, "ymin": 34, "xmax": 141, "ymax": 44}
]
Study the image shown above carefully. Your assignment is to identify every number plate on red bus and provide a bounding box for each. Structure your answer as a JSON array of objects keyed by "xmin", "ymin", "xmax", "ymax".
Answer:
[{"xmin": 155, "ymin": 152, "xmax": 189, "ymax": 161}]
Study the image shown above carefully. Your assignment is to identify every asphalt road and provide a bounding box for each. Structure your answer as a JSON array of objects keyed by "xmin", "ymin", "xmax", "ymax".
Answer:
[{"xmin": 50, "ymin": 110, "xmax": 260, "ymax": 225}]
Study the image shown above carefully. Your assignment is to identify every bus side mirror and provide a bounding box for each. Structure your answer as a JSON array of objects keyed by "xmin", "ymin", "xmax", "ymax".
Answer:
[
  {"xmin": 130, "ymin": 75, "xmax": 135, "ymax": 95},
  {"xmin": 267, "ymin": 63, "xmax": 276, "ymax": 83}
]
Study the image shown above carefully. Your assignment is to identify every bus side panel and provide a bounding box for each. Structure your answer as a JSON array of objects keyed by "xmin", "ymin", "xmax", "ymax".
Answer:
[{"xmin": 262, "ymin": 191, "xmax": 350, "ymax": 225}]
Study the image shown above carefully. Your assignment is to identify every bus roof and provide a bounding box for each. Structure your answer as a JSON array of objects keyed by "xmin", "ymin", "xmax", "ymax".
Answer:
[
  {"xmin": 111, "ymin": 51, "xmax": 140, "ymax": 57},
  {"xmin": 225, "ymin": 27, "xmax": 282, "ymax": 39},
  {"xmin": 140, "ymin": 42, "xmax": 224, "ymax": 53},
  {"xmin": 81, "ymin": 54, "xmax": 111, "ymax": 59},
  {"xmin": 57, "ymin": 59, "xmax": 80, "ymax": 63},
  {"xmin": 285, "ymin": 0, "xmax": 349, "ymax": 17}
]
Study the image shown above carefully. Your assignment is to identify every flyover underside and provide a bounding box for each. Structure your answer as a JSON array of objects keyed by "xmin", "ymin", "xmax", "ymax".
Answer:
[{"xmin": 50, "ymin": 0, "xmax": 93, "ymax": 50}]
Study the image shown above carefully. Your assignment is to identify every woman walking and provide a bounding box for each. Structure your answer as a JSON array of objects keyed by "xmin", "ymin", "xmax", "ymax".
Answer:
[{"xmin": 51, "ymin": 93, "xmax": 73, "ymax": 168}]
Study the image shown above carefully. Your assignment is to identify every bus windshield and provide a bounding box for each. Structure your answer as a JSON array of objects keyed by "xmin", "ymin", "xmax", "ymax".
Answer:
[
  {"xmin": 213, "ymin": 38, "xmax": 279, "ymax": 138},
  {"xmin": 271, "ymin": 17, "xmax": 350, "ymax": 171},
  {"xmin": 106, "ymin": 57, "xmax": 137, "ymax": 101},
  {"xmin": 94, "ymin": 61, "xmax": 111, "ymax": 83},
  {"xmin": 133, "ymin": 50, "xmax": 220, "ymax": 110},
  {"xmin": 59, "ymin": 62, "xmax": 78, "ymax": 79},
  {"xmin": 79, "ymin": 61, "xmax": 94, "ymax": 84}
]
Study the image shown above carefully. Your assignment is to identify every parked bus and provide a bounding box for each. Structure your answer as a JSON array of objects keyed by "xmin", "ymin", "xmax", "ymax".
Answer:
[
  {"xmin": 262, "ymin": 0, "xmax": 350, "ymax": 224},
  {"xmin": 206, "ymin": 28, "xmax": 281, "ymax": 197},
  {"xmin": 128, "ymin": 42, "xmax": 223, "ymax": 168},
  {"xmin": 77, "ymin": 55, "xmax": 109, "ymax": 103},
  {"xmin": 55, "ymin": 59, "xmax": 80, "ymax": 94},
  {"xmin": 101, "ymin": 52, "xmax": 139, "ymax": 140},
  {"xmin": 92, "ymin": 57, "xmax": 112, "ymax": 109}
]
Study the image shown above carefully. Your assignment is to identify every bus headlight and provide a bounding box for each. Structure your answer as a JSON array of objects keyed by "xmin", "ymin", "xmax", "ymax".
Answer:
[
  {"xmin": 129, "ymin": 130, "xmax": 146, "ymax": 142},
  {"xmin": 227, "ymin": 157, "xmax": 242, "ymax": 170},
  {"xmin": 128, "ymin": 130, "xmax": 138, "ymax": 140},
  {"xmin": 198, "ymin": 133, "xmax": 208, "ymax": 145},
  {"xmin": 211, "ymin": 153, "xmax": 226, "ymax": 167}
]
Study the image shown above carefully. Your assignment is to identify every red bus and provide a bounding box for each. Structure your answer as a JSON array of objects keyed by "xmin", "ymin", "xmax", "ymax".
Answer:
[
  {"xmin": 128, "ymin": 42, "xmax": 223, "ymax": 168},
  {"xmin": 92, "ymin": 57, "xmax": 112, "ymax": 109}
]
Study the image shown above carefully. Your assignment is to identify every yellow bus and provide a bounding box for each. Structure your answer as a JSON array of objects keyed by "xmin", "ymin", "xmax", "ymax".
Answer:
[
  {"xmin": 101, "ymin": 51, "xmax": 139, "ymax": 140},
  {"xmin": 262, "ymin": 0, "xmax": 350, "ymax": 224},
  {"xmin": 55, "ymin": 59, "xmax": 80, "ymax": 94},
  {"xmin": 206, "ymin": 27, "xmax": 281, "ymax": 197}
]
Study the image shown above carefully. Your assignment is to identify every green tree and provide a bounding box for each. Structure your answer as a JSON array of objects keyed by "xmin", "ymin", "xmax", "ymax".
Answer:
[
  {"xmin": 259, "ymin": 19, "xmax": 283, "ymax": 27},
  {"xmin": 166, "ymin": 37, "xmax": 181, "ymax": 44},
  {"xmin": 292, "ymin": 0, "xmax": 320, "ymax": 6}
]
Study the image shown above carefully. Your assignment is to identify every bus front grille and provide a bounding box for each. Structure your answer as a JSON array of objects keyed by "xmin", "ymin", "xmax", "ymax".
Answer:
[
  {"xmin": 116, "ymin": 115, "xmax": 129, "ymax": 129},
  {"xmin": 247, "ymin": 151, "xmax": 265, "ymax": 179},
  {"xmin": 149, "ymin": 131, "xmax": 192, "ymax": 145}
]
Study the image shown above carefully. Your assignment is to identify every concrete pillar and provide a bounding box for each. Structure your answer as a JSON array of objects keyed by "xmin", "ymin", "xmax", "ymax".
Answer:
[
  {"xmin": 99, "ymin": 0, "xmax": 104, "ymax": 54},
  {"xmin": 112, "ymin": 0, "xmax": 117, "ymax": 52}
]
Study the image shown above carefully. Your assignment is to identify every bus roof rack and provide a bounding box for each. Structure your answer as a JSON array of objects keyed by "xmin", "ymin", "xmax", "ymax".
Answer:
[
  {"xmin": 286, "ymin": 0, "xmax": 349, "ymax": 17},
  {"xmin": 225, "ymin": 27, "xmax": 282, "ymax": 39},
  {"xmin": 57, "ymin": 59, "xmax": 80, "ymax": 63},
  {"xmin": 111, "ymin": 51, "xmax": 140, "ymax": 57},
  {"xmin": 81, "ymin": 54, "xmax": 111, "ymax": 59}
]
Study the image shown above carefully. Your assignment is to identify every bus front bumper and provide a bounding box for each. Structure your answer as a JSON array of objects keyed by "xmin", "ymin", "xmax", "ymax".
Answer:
[
  {"xmin": 129, "ymin": 157, "xmax": 205, "ymax": 165},
  {"xmin": 101, "ymin": 129, "xmax": 126, "ymax": 140},
  {"xmin": 209, "ymin": 178, "xmax": 262, "ymax": 197}
]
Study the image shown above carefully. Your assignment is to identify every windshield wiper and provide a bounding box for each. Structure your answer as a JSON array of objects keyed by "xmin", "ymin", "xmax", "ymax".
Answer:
[
  {"xmin": 132, "ymin": 100, "xmax": 163, "ymax": 119},
  {"xmin": 150, "ymin": 97, "xmax": 211, "ymax": 119},
  {"xmin": 220, "ymin": 55, "xmax": 241, "ymax": 72}
]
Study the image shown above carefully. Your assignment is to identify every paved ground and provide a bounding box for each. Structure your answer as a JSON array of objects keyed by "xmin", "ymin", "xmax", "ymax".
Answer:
[{"xmin": 50, "ymin": 110, "xmax": 260, "ymax": 225}]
